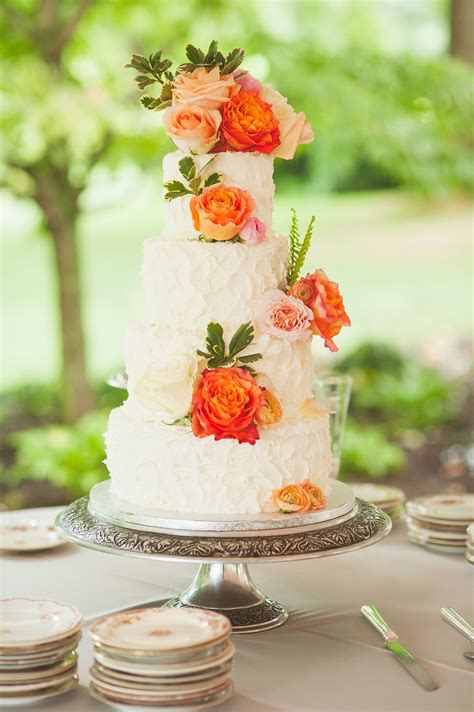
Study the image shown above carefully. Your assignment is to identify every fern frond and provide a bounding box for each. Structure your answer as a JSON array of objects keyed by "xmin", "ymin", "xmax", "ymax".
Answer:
[
  {"xmin": 287, "ymin": 215, "xmax": 316, "ymax": 285},
  {"xmin": 288, "ymin": 208, "xmax": 301, "ymax": 276}
]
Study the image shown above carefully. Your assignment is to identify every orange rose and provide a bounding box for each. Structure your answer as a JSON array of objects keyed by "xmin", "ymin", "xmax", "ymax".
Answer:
[
  {"xmin": 221, "ymin": 90, "xmax": 280, "ymax": 154},
  {"xmin": 288, "ymin": 277, "xmax": 318, "ymax": 308},
  {"xmin": 190, "ymin": 185, "xmax": 255, "ymax": 241},
  {"xmin": 273, "ymin": 484, "xmax": 311, "ymax": 513},
  {"xmin": 260, "ymin": 84, "xmax": 314, "ymax": 160},
  {"xmin": 302, "ymin": 480, "xmax": 326, "ymax": 510},
  {"xmin": 162, "ymin": 106, "xmax": 221, "ymax": 154},
  {"xmin": 173, "ymin": 66, "xmax": 238, "ymax": 110},
  {"xmin": 191, "ymin": 367, "xmax": 265, "ymax": 445},
  {"xmin": 307, "ymin": 269, "xmax": 351, "ymax": 352},
  {"xmin": 255, "ymin": 388, "xmax": 282, "ymax": 427}
]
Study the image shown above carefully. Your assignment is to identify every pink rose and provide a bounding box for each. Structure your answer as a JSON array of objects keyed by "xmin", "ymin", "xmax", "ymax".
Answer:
[
  {"xmin": 240, "ymin": 217, "xmax": 266, "ymax": 245},
  {"xmin": 259, "ymin": 84, "xmax": 314, "ymax": 160},
  {"xmin": 162, "ymin": 106, "xmax": 222, "ymax": 154},
  {"xmin": 235, "ymin": 73, "xmax": 262, "ymax": 93},
  {"xmin": 172, "ymin": 66, "xmax": 238, "ymax": 110},
  {"xmin": 255, "ymin": 289, "xmax": 313, "ymax": 342}
]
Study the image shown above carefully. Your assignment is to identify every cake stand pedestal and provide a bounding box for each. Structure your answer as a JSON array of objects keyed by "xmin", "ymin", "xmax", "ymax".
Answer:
[{"xmin": 56, "ymin": 482, "xmax": 391, "ymax": 633}]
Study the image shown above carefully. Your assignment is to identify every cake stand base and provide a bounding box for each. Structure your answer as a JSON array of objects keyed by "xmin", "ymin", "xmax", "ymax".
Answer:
[{"xmin": 164, "ymin": 563, "xmax": 288, "ymax": 633}]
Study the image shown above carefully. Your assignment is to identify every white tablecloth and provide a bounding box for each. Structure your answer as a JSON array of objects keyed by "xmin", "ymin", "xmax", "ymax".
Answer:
[{"xmin": 1, "ymin": 506, "xmax": 473, "ymax": 712}]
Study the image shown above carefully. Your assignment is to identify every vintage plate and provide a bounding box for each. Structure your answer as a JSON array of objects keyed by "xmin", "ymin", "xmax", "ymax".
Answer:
[
  {"xmin": 350, "ymin": 483, "xmax": 405, "ymax": 508},
  {"xmin": 95, "ymin": 641, "xmax": 235, "ymax": 677},
  {"xmin": 0, "ymin": 598, "xmax": 82, "ymax": 647},
  {"xmin": 92, "ymin": 659, "xmax": 233, "ymax": 687},
  {"xmin": 0, "ymin": 674, "xmax": 78, "ymax": 703},
  {"xmin": 0, "ymin": 512, "xmax": 66, "ymax": 553},
  {"xmin": 90, "ymin": 608, "xmax": 230, "ymax": 654},
  {"xmin": 90, "ymin": 668, "xmax": 231, "ymax": 698},
  {"xmin": 0, "ymin": 631, "xmax": 81, "ymax": 657},
  {"xmin": 406, "ymin": 518, "xmax": 468, "ymax": 541},
  {"xmin": 406, "ymin": 494, "xmax": 474, "ymax": 524},
  {"xmin": 90, "ymin": 680, "xmax": 233, "ymax": 711},
  {"xmin": 94, "ymin": 637, "xmax": 229, "ymax": 665},
  {"xmin": 0, "ymin": 652, "xmax": 77, "ymax": 683},
  {"xmin": 407, "ymin": 532, "xmax": 466, "ymax": 554},
  {"xmin": 91, "ymin": 676, "xmax": 229, "ymax": 703},
  {"xmin": 0, "ymin": 667, "xmax": 76, "ymax": 693},
  {"xmin": 467, "ymin": 523, "xmax": 474, "ymax": 540}
]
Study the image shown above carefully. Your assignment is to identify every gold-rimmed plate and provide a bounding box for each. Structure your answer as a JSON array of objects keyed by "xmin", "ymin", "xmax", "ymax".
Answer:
[
  {"xmin": 91, "ymin": 659, "xmax": 233, "ymax": 687},
  {"xmin": 89, "ymin": 679, "xmax": 233, "ymax": 711},
  {"xmin": 0, "ymin": 598, "xmax": 82, "ymax": 648},
  {"xmin": 0, "ymin": 652, "xmax": 77, "ymax": 683},
  {"xmin": 406, "ymin": 494, "xmax": 474, "ymax": 525}
]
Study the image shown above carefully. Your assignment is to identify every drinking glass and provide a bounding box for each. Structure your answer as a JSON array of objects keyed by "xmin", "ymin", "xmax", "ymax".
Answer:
[{"xmin": 312, "ymin": 375, "xmax": 352, "ymax": 479}]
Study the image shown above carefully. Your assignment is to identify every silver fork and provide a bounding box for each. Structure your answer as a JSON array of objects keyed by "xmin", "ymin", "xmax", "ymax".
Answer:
[{"xmin": 441, "ymin": 607, "xmax": 474, "ymax": 660}]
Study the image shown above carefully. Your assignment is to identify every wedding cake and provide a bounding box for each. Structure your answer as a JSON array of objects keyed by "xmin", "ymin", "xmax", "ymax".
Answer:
[{"xmin": 105, "ymin": 42, "xmax": 350, "ymax": 514}]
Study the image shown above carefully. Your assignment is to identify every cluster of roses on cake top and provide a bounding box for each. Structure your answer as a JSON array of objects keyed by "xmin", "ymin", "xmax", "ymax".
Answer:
[{"xmin": 127, "ymin": 42, "xmax": 351, "ymax": 513}]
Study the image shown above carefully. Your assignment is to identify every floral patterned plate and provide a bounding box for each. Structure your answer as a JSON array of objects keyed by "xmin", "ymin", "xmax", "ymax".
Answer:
[
  {"xmin": 94, "ymin": 636, "xmax": 229, "ymax": 664},
  {"xmin": 90, "ymin": 608, "xmax": 231, "ymax": 653},
  {"xmin": 92, "ymin": 658, "xmax": 233, "ymax": 686},
  {"xmin": 0, "ymin": 674, "xmax": 78, "ymax": 704},
  {"xmin": 90, "ymin": 680, "xmax": 233, "ymax": 711},
  {"xmin": 89, "ymin": 668, "xmax": 231, "ymax": 698},
  {"xmin": 94, "ymin": 641, "xmax": 235, "ymax": 677},
  {"xmin": 0, "ymin": 652, "xmax": 77, "ymax": 682},
  {"xmin": 0, "ymin": 598, "xmax": 82, "ymax": 647},
  {"xmin": 0, "ymin": 515, "xmax": 66, "ymax": 553},
  {"xmin": 406, "ymin": 494, "xmax": 474, "ymax": 525},
  {"xmin": 0, "ymin": 667, "xmax": 77, "ymax": 693}
]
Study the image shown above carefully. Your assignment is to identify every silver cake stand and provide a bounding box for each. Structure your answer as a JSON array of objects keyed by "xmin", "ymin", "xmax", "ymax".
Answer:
[{"xmin": 56, "ymin": 481, "xmax": 391, "ymax": 634}]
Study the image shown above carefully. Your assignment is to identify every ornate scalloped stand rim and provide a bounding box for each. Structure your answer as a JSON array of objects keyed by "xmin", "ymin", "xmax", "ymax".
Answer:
[{"xmin": 55, "ymin": 498, "xmax": 391, "ymax": 633}]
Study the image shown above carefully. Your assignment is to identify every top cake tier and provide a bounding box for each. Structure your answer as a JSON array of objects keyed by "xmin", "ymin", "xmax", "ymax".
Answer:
[{"xmin": 162, "ymin": 151, "xmax": 275, "ymax": 239}]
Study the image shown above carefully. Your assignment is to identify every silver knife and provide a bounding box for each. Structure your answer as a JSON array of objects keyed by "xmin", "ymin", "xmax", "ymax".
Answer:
[{"xmin": 361, "ymin": 604, "xmax": 438, "ymax": 691}]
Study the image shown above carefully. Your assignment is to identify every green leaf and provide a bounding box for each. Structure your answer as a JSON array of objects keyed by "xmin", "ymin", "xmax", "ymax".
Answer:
[
  {"xmin": 237, "ymin": 353, "xmax": 262, "ymax": 364},
  {"xmin": 204, "ymin": 172, "xmax": 221, "ymax": 188},
  {"xmin": 222, "ymin": 48, "xmax": 245, "ymax": 74},
  {"xmin": 185, "ymin": 44, "xmax": 205, "ymax": 64},
  {"xmin": 179, "ymin": 156, "xmax": 196, "ymax": 181},
  {"xmin": 228, "ymin": 322, "xmax": 255, "ymax": 360},
  {"xmin": 160, "ymin": 82, "xmax": 173, "ymax": 102},
  {"xmin": 287, "ymin": 214, "xmax": 316, "ymax": 285},
  {"xmin": 196, "ymin": 349, "xmax": 211, "ymax": 359},
  {"xmin": 135, "ymin": 75, "xmax": 155, "ymax": 91},
  {"xmin": 163, "ymin": 179, "xmax": 188, "ymax": 192},
  {"xmin": 205, "ymin": 40, "xmax": 219, "ymax": 64},
  {"xmin": 188, "ymin": 175, "xmax": 204, "ymax": 194},
  {"xmin": 206, "ymin": 322, "xmax": 226, "ymax": 363}
]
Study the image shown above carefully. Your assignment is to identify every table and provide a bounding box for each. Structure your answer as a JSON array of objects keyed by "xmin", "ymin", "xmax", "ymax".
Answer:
[{"xmin": 1, "ymin": 506, "xmax": 473, "ymax": 712}]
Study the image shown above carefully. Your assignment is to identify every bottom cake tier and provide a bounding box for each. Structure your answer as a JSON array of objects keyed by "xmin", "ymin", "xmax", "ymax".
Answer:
[{"xmin": 105, "ymin": 405, "xmax": 332, "ymax": 514}]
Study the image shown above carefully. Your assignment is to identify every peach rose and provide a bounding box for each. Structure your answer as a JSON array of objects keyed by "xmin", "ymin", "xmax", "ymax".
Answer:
[
  {"xmin": 256, "ymin": 388, "xmax": 282, "ymax": 427},
  {"xmin": 306, "ymin": 269, "xmax": 351, "ymax": 352},
  {"xmin": 221, "ymin": 90, "xmax": 280, "ymax": 154},
  {"xmin": 288, "ymin": 277, "xmax": 317, "ymax": 308},
  {"xmin": 190, "ymin": 185, "xmax": 255, "ymax": 241},
  {"xmin": 302, "ymin": 480, "xmax": 326, "ymax": 510},
  {"xmin": 260, "ymin": 84, "xmax": 313, "ymax": 160},
  {"xmin": 255, "ymin": 290, "xmax": 313, "ymax": 342},
  {"xmin": 273, "ymin": 484, "xmax": 312, "ymax": 513},
  {"xmin": 173, "ymin": 66, "xmax": 238, "ymax": 110},
  {"xmin": 162, "ymin": 106, "xmax": 221, "ymax": 154}
]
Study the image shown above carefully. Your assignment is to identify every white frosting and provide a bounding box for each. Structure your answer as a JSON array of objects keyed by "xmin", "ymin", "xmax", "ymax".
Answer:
[
  {"xmin": 143, "ymin": 233, "xmax": 288, "ymax": 334},
  {"xmin": 106, "ymin": 404, "xmax": 332, "ymax": 514},
  {"xmin": 124, "ymin": 322, "xmax": 314, "ymax": 418},
  {"xmin": 162, "ymin": 151, "xmax": 275, "ymax": 238}
]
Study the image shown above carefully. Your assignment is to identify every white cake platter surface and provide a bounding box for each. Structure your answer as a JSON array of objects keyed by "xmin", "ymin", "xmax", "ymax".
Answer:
[{"xmin": 89, "ymin": 479, "xmax": 356, "ymax": 535}]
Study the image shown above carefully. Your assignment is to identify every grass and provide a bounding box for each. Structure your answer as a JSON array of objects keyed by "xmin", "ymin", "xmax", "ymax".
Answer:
[{"xmin": 1, "ymin": 176, "xmax": 472, "ymax": 387}]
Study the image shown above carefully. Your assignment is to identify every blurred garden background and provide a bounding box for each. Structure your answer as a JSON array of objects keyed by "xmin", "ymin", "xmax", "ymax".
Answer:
[{"xmin": 0, "ymin": 0, "xmax": 472, "ymax": 509}]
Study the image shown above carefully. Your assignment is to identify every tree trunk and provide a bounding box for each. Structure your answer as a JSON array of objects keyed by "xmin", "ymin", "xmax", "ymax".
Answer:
[
  {"xmin": 34, "ymin": 169, "xmax": 95, "ymax": 422},
  {"xmin": 450, "ymin": 0, "xmax": 474, "ymax": 63}
]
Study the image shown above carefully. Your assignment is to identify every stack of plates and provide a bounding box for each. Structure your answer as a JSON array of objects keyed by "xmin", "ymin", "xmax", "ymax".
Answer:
[
  {"xmin": 89, "ymin": 607, "xmax": 235, "ymax": 710},
  {"xmin": 350, "ymin": 483, "xmax": 406, "ymax": 522},
  {"xmin": 466, "ymin": 523, "xmax": 474, "ymax": 565},
  {"xmin": 405, "ymin": 493, "xmax": 474, "ymax": 554},
  {"xmin": 0, "ymin": 598, "xmax": 81, "ymax": 705}
]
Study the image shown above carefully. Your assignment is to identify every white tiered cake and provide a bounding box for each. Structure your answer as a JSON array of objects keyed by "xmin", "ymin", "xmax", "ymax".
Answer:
[{"xmin": 105, "ymin": 43, "xmax": 350, "ymax": 515}]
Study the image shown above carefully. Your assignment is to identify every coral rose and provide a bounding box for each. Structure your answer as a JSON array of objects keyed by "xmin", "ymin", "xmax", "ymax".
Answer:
[
  {"xmin": 289, "ymin": 277, "xmax": 317, "ymax": 307},
  {"xmin": 240, "ymin": 216, "xmax": 266, "ymax": 245},
  {"xmin": 162, "ymin": 106, "xmax": 221, "ymax": 154},
  {"xmin": 305, "ymin": 269, "xmax": 351, "ymax": 352},
  {"xmin": 273, "ymin": 484, "xmax": 311, "ymax": 513},
  {"xmin": 235, "ymin": 73, "xmax": 262, "ymax": 93},
  {"xmin": 190, "ymin": 185, "xmax": 255, "ymax": 241},
  {"xmin": 191, "ymin": 367, "xmax": 265, "ymax": 445},
  {"xmin": 256, "ymin": 388, "xmax": 282, "ymax": 427},
  {"xmin": 221, "ymin": 90, "xmax": 280, "ymax": 154},
  {"xmin": 260, "ymin": 84, "xmax": 313, "ymax": 160},
  {"xmin": 302, "ymin": 480, "xmax": 326, "ymax": 510},
  {"xmin": 255, "ymin": 289, "xmax": 313, "ymax": 342},
  {"xmin": 172, "ymin": 66, "xmax": 238, "ymax": 110}
]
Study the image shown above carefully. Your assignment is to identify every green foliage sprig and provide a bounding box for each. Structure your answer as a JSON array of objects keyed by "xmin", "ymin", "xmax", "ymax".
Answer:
[
  {"xmin": 164, "ymin": 155, "xmax": 221, "ymax": 201},
  {"xmin": 178, "ymin": 41, "xmax": 245, "ymax": 76},
  {"xmin": 126, "ymin": 51, "xmax": 174, "ymax": 111},
  {"xmin": 287, "ymin": 209, "xmax": 316, "ymax": 286},
  {"xmin": 197, "ymin": 322, "xmax": 262, "ymax": 373}
]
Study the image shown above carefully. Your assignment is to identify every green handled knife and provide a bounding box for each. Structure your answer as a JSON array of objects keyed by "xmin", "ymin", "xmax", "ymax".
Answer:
[{"xmin": 361, "ymin": 604, "xmax": 438, "ymax": 691}]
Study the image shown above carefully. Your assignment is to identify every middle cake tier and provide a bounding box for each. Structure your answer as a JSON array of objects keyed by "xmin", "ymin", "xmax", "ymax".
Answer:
[{"xmin": 143, "ymin": 233, "xmax": 288, "ymax": 334}]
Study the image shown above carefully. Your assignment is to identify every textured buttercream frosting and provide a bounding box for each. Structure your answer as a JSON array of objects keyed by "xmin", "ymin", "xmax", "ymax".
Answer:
[
  {"xmin": 106, "ymin": 404, "xmax": 331, "ymax": 514},
  {"xmin": 162, "ymin": 151, "xmax": 275, "ymax": 238}
]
